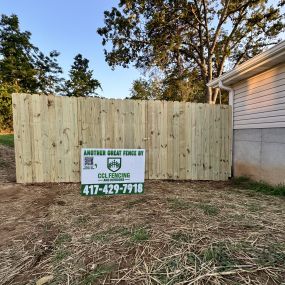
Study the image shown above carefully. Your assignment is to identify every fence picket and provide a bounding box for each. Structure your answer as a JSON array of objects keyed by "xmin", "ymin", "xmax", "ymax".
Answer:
[{"xmin": 12, "ymin": 94, "xmax": 232, "ymax": 182}]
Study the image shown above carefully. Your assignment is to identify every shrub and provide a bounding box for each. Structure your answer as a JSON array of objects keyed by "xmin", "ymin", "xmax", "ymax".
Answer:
[{"xmin": 0, "ymin": 83, "xmax": 20, "ymax": 132}]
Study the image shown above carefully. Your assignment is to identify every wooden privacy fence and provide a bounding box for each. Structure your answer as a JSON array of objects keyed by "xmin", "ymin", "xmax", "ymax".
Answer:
[{"xmin": 12, "ymin": 93, "xmax": 232, "ymax": 183}]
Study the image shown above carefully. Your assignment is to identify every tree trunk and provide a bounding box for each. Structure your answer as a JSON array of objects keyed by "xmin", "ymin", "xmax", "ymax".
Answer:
[
  {"xmin": 212, "ymin": 88, "xmax": 220, "ymax": 104},
  {"xmin": 207, "ymin": 86, "xmax": 213, "ymax": 103}
]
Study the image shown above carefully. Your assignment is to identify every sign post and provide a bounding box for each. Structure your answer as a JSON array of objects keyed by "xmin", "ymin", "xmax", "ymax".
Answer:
[{"xmin": 81, "ymin": 148, "xmax": 145, "ymax": 196}]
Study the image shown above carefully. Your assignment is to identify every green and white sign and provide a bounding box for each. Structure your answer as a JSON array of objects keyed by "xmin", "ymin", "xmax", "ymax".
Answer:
[{"xmin": 81, "ymin": 148, "xmax": 145, "ymax": 196}]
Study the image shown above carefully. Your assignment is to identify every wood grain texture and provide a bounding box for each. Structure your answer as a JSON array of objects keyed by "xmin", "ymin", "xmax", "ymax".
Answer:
[{"xmin": 12, "ymin": 94, "xmax": 232, "ymax": 182}]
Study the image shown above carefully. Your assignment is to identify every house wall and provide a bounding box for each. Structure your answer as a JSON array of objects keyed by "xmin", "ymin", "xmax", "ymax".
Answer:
[
  {"xmin": 234, "ymin": 128, "xmax": 285, "ymax": 185},
  {"xmin": 232, "ymin": 64, "xmax": 285, "ymax": 185},
  {"xmin": 233, "ymin": 63, "xmax": 285, "ymax": 129}
]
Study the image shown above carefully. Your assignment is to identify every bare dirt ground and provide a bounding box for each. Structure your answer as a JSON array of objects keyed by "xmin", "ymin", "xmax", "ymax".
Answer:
[
  {"xmin": 1, "ymin": 148, "xmax": 285, "ymax": 284},
  {"xmin": 0, "ymin": 145, "xmax": 16, "ymax": 183}
]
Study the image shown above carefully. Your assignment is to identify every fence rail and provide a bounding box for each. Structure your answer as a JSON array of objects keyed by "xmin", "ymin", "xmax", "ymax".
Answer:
[{"xmin": 12, "ymin": 94, "xmax": 232, "ymax": 183}]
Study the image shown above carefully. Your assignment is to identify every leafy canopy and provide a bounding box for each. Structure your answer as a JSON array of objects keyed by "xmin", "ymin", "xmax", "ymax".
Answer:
[
  {"xmin": 0, "ymin": 14, "xmax": 63, "ymax": 94},
  {"xmin": 0, "ymin": 14, "xmax": 63, "ymax": 131},
  {"xmin": 130, "ymin": 70, "xmax": 205, "ymax": 102},
  {"xmin": 98, "ymin": 0, "xmax": 285, "ymax": 102},
  {"xmin": 63, "ymin": 54, "xmax": 102, "ymax": 97}
]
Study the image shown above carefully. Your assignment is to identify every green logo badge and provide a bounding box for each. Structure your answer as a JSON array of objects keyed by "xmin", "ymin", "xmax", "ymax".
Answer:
[{"xmin": 107, "ymin": 157, "xmax": 121, "ymax": 172}]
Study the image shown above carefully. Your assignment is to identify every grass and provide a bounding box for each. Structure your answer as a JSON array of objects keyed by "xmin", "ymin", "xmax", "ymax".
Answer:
[
  {"xmin": 53, "ymin": 249, "xmax": 70, "ymax": 262},
  {"xmin": 153, "ymin": 240, "xmax": 285, "ymax": 284},
  {"xmin": 233, "ymin": 176, "xmax": 285, "ymax": 196},
  {"xmin": 130, "ymin": 227, "xmax": 150, "ymax": 242},
  {"xmin": 167, "ymin": 197, "xmax": 192, "ymax": 210},
  {"xmin": 81, "ymin": 265, "xmax": 114, "ymax": 285},
  {"xmin": 125, "ymin": 197, "xmax": 148, "ymax": 208},
  {"xmin": 171, "ymin": 231, "xmax": 192, "ymax": 243},
  {"xmin": 0, "ymin": 134, "xmax": 14, "ymax": 147},
  {"xmin": 55, "ymin": 233, "xmax": 72, "ymax": 245},
  {"xmin": 2, "ymin": 180, "xmax": 285, "ymax": 284},
  {"xmin": 198, "ymin": 203, "xmax": 220, "ymax": 216},
  {"xmin": 202, "ymin": 242, "xmax": 236, "ymax": 271},
  {"xmin": 90, "ymin": 232, "xmax": 107, "ymax": 242}
]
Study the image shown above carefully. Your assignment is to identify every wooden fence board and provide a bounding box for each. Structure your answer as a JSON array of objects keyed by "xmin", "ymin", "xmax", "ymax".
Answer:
[
  {"xmin": 166, "ymin": 101, "xmax": 174, "ymax": 179},
  {"xmin": 22, "ymin": 94, "xmax": 33, "ymax": 182},
  {"xmin": 172, "ymin": 102, "xmax": 180, "ymax": 179},
  {"xmin": 179, "ymin": 102, "xmax": 186, "ymax": 179},
  {"xmin": 12, "ymin": 94, "xmax": 23, "ymax": 182},
  {"xmin": 12, "ymin": 94, "xmax": 232, "ymax": 182}
]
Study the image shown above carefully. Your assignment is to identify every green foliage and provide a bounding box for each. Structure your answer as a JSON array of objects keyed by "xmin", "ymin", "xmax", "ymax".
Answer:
[
  {"xmin": 130, "ymin": 228, "xmax": 150, "ymax": 242},
  {"xmin": 257, "ymin": 244, "xmax": 285, "ymax": 266},
  {"xmin": 232, "ymin": 176, "xmax": 285, "ymax": 196},
  {"xmin": 0, "ymin": 134, "xmax": 14, "ymax": 147},
  {"xmin": 53, "ymin": 249, "xmax": 70, "ymax": 262},
  {"xmin": 198, "ymin": 203, "xmax": 220, "ymax": 216},
  {"xmin": 98, "ymin": 0, "xmax": 285, "ymax": 103},
  {"xmin": 161, "ymin": 71, "xmax": 205, "ymax": 102},
  {"xmin": 0, "ymin": 93, "xmax": 12, "ymax": 131},
  {"xmin": 62, "ymin": 54, "xmax": 101, "ymax": 97},
  {"xmin": 0, "ymin": 14, "xmax": 63, "ymax": 94},
  {"xmin": 202, "ymin": 243, "xmax": 235, "ymax": 271},
  {"xmin": 129, "ymin": 78, "xmax": 159, "ymax": 100},
  {"xmin": 0, "ymin": 14, "xmax": 38, "ymax": 92},
  {"xmin": 153, "ymin": 241, "xmax": 285, "ymax": 284},
  {"xmin": 130, "ymin": 71, "xmax": 205, "ymax": 102},
  {"xmin": 0, "ymin": 14, "xmax": 63, "ymax": 131},
  {"xmin": 0, "ymin": 83, "xmax": 19, "ymax": 131}
]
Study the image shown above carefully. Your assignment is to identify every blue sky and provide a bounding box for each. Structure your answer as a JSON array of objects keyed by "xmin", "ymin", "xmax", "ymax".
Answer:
[
  {"xmin": 0, "ymin": 1, "xmax": 284, "ymax": 98},
  {"xmin": 0, "ymin": 0, "xmax": 141, "ymax": 98}
]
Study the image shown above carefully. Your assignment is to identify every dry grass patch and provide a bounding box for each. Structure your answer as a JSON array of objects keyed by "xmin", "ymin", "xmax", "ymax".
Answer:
[{"xmin": 1, "ymin": 181, "xmax": 285, "ymax": 284}]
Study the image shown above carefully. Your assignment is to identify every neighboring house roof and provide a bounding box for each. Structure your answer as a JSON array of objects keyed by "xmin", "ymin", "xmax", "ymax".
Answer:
[{"xmin": 208, "ymin": 40, "xmax": 285, "ymax": 88}]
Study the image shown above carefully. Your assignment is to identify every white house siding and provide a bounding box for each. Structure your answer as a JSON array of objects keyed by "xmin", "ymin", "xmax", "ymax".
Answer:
[
  {"xmin": 232, "ymin": 63, "xmax": 285, "ymax": 185},
  {"xmin": 233, "ymin": 63, "xmax": 285, "ymax": 129}
]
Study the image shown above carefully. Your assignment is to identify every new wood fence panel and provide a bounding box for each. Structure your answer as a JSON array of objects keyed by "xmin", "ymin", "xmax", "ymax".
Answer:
[
  {"xmin": 166, "ymin": 101, "xmax": 174, "ymax": 179},
  {"xmin": 160, "ymin": 101, "xmax": 168, "ymax": 179},
  {"xmin": 23, "ymin": 94, "xmax": 33, "ymax": 182},
  {"xmin": 172, "ymin": 102, "xmax": 180, "ymax": 179},
  {"xmin": 179, "ymin": 102, "xmax": 186, "ymax": 180},
  {"xmin": 12, "ymin": 94, "xmax": 232, "ymax": 183},
  {"xmin": 12, "ymin": 94, "xmax": 23, "ymax": 182},
  {"xmin": 147, "ymin": 100, "xmax": 154, "ymax": 179},
  {"xmin": 185, "ymin": 103, "xmax": 192, "ymax": 180},
  {"xmin": 31, "ymin": 94, "xmax": 43, "ymax": 182}
]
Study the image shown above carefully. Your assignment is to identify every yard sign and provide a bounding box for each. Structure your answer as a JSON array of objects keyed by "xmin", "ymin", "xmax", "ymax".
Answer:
[{"xmin": 81, "ymin": 148, "xmax": 145, "ymax": 196}]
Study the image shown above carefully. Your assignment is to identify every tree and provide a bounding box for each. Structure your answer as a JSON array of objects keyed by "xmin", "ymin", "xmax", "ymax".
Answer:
[
  {"xmin": 0, "ymin": 14, "xmax": 63, "ymax": 94},
  {"xmin": 129, "ymin": 78, "xmax": 161, "ymax": 100},
  {"xmin": 0, "ymin": 83, "xmax": 20, "ymax": 130},
  {"xmin": 63, "ymin": 54, "xmax": 102, "ymax": 97},
  {"xmin": 35, "ymin": 50, "xmax": 64, "ymax": 94},
  {"xmin": 130, "ymin": 71, "xmax": 205, "ymax": 102},
  {"xmin": 98, "ymin": 0, "xmax": 285, "ymax": 103},
  {"xmin": 0, "ymin": 14, "xmax": 63, "ymax": 130}
]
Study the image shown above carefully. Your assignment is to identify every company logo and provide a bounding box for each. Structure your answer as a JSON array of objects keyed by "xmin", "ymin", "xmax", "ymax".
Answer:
[{"xmin": 107, "ymin": 157, "xmax": 121, "ymax": 172}]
